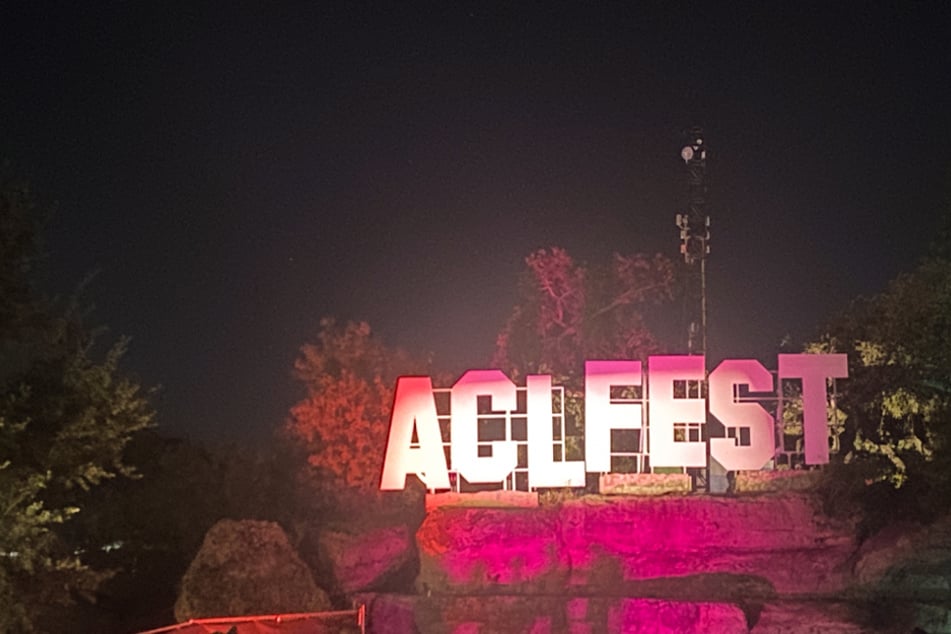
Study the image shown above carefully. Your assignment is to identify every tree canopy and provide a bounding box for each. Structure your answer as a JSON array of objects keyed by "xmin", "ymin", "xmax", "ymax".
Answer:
[
  {"xmin": 0, "ymin": 177, "xmax": 154, "ymax": 631},
  {"xmin": 285, "ymin": 319, "xmax": 427, "ymax": 496},
  {"xmin": 285, "ymin": 249, "xmax": 676, "ymax": 492},
  {"xmin": 814, "ymin": 256, "xmax": 951, "ymax": 526},
  {"xmin": 493, "ymin": 247, "xmax": 675, "ymax": 383}
]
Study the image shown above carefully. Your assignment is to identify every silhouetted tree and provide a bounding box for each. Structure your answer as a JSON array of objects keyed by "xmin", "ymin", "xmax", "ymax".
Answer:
[
  {"xmin": 0, "ymin": 176, "xmax": 153, "ymax": 631},
  {"xmin": 492, "ymin": 247, "xmax": 675, "ymax": 463},
  {"xmin": 813, "ymin": 256, "xmax": 951, "ymax": 528},
  {"xmin": 65, "ymin": 431, "xmax": 305, "ymax": 632},
  {"xmin": 493, "ymin": 247, "xmax": 675, "ymax": 382},
  {"xmin": 285, "ymin": 319, "xmax": 427, "ymax": 497}
]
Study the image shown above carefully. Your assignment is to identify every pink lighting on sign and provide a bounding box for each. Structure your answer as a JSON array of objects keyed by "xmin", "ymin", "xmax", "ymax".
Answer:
[
  {"xmin": 708, "ymin": 359, "xmax": 774, "ymax": 471},
  {"xmin": 380, "ymin": 376, "xmax": 450, "ymax": 490},
  {"xmin": 647, "ymin": 356, "xmax": 706, "ymax": 469},
  {"xmin": 379, "ymin": 354, "xmax": 848, "ymax": 491},
  {"xmin": 528, "ymin": 374, "xmax": 585, "ymax": 488},
  {"xmin": 584, "ymin": 360, "xmax": 643, "ymax": 473},
  {"xmin": 779, "ymin": 354, "xmax": 849, "ymax": 464},
  {"xmin": 451, "ymin": 370, "xmax": 519, "ymax": 484}
]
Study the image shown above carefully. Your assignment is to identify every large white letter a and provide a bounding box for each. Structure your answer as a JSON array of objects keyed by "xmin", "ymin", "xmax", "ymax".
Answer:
[{"xmin": 380, "ymin": 376, "xmax": 450, "ymax": 490}]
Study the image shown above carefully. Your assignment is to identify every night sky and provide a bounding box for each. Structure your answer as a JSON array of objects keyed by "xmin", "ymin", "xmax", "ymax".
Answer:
[{"xmin": 2, "ymin": 4, "xmax": 949, "ymax": 441}]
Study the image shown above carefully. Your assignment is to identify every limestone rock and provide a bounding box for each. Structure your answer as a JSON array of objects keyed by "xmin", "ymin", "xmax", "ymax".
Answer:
[
  {"xmin": 734, "ymin": 470, "xmax": 822, "ymax": 494},
  {"xmin": 854, "ymin": 514, "xmax": 951, "ymax": 596},
  {"xmin": 417, "ymin": 506, "xmax": 568, "ymax": 595},
  {"xmin": 851, "ymin": 515, "xmax": 951, "ymax": 632},
  {"xmin": 599, "ymin": 472, "xmax": 691, "ymax": 496},
  {"xmin": 319, "ymin": 525, "xmax": 417, "ymax": 594},
  {"xmin": 357, "ymin": 593, "xmax": 748, "ymax": 634},
  {"xmin": 600, "ymin": 598, "xmax": 749, "ymax": 634},
  {"xmin": 354, "ymin": 593, "xmax": 418, "ymax": 633},
  {"xmin": 417, "ymin": 494, "xmax": 857, "ymax": 597},
  {"xmin": 175, "ymin": 519, "xmax": 331, "ymax": 621},
  {"xmin": 750, "ymin": 601, "xmax": 867, "ymax": 633}
]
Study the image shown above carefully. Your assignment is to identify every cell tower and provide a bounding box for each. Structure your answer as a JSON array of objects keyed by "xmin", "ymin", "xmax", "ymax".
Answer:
[{"xmin": 675, "ymin": 127, "xmax": 710, "ymax": 357}]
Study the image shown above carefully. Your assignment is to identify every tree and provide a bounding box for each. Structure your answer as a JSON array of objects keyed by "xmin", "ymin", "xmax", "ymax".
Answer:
[
  {"xmin": 493, "ymin": 247, "xmax": 675, "ymax": 382},
  {"xmin": 492, "ymin": 247, "xmax": 675, "ymax": 470},
  {"xmin": 0, "ymin": 176, "xmax": 154, "ymax": 631},
  {"xmin": 813, "ymin": 256, "xmax": 951, "ymax": 527},
  {"xmin": 285, "ymin": 319, "xmax": 427, "ymax": 498},
  {"xmin": 70, "ymin": 432, "xmax": 305, "ymax": 632}
]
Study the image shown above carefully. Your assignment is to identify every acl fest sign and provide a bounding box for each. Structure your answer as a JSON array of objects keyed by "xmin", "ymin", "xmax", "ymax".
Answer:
[{"xmin": 380, "ymin": 354, "xmax": 847, "ymax": 491}]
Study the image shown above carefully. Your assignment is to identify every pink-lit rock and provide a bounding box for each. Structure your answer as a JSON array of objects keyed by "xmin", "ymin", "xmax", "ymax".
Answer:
[
  {"xmin": 355, "ymin": 592, "xmax": 417, "ymax": 633},
  {"xmin": 319, "ymin": 525, "xmax": 417, "ymax": 594},
  {"xmin": 426, "ymin": 490, "xmax": 539, "ymax": 511},
  {"xmin": 357, "ymin": 594, "xmax": 748, "ymax": 634},
  {"xmin": 416, "ymin": 507, "xmax": 568, "ymax": 595},
  {"xmin": 606, "ymin": 598, "xmax": 748, "ymax": 634},
  {"xmin": 750, "ymin": 601, "xmax": 867, "ymax": 633},
  {"xmin": 417, "ymin": 494, "xmax": 857, "ymax": 597}
]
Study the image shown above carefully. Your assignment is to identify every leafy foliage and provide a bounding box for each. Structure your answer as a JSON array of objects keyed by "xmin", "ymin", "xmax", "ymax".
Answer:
[
  {"xmin": 0, "ymin": 177, "xmax": 154, "ymax": 631},
  {"xmin": 63, "ymin": 432, "xmax": 304, "ymax": 632},
  {"xmin": 814, "ymin": 257, "xmax": 951, "ymax": 526},
  {"xmin": 492, "ymin": 247, "xmax": 675, "ymax": 466},
  {"xmin": 493, "ymin": 247, "xmax": 675, "ymax": 383},
  {"xmin": 286, "ymin": 319, "xmax": 426, "ymax": 495}
]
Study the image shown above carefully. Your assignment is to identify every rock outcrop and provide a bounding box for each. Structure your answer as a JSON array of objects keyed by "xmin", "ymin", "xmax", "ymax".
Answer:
[
  {"xmin": 749, "ymin": 600, "xmax": 869, "ymax": 633},
  {"xmin": 320, "ymin": 487, "xmax": 951, "ymax": 634},
  {"xmin": 175, "ymin": 519, "xmax": 331, "ymax": 621},
  {"xmin": 850, "ymin": 515, "xmax": 951, "ymax": 633},
  {"xmin": 319, "ymin": 524, "xmax": 418, "ymax": 594},
  {"xmin": 854, "ymin": 514, "xmax": 951, "ymax": 593},
  {"xmin": 344, "ymin": 493, "xmax": 951, "ymax": 632},
  {"xmin": 416, "ymin": 494, "xmax": 857, "ymax": 598},
  {"xmin": 357, "ymin": 593, "xmax": 750, "ymax": 634}
]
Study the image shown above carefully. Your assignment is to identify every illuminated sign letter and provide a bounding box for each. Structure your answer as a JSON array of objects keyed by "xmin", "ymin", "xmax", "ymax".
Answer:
[
  {"xmin": 778, "ymin": 353, "xmax": 848, "ymax": 464},
  {"xmin": 527, "ymin": 374, "xmax": 585, "ymax": 488},
  {"xmin": 380, "ymin": 352, "xmax": 851, "ymax": 491},
  {"xmin": 451, "ymin": 370, "xmax": 518, "ymax": 484},
  {"xmin": 584, "ymin": 360, "xmax": 642, "ymax": 473},
  {"xmin": 709, "ymin": 359, "xmax": 774, "ymax": 471},
  {"xmin": 649, "ymin": 355, "xmax": 706, "ymax": 468},
  {"xmin": 380, "ymin": 376, "xmax": 450, "ymax": 490}
]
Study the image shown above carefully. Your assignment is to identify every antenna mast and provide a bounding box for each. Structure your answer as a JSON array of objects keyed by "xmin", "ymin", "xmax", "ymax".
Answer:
[{"xmin": 675, "ymin": 127, "xmax": 710, "ymax": 357}]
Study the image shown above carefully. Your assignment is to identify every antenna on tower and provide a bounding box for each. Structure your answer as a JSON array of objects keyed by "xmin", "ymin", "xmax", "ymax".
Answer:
[
  {"xmin": 676, "ymin": 126, "xmax": 717, "ymax": 493},
  {"xmin": 675, "ymin": 126, "xmax": 710, "ymax": 357}
]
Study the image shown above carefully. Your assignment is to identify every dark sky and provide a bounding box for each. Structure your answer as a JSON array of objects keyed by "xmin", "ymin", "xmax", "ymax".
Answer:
[{"xmin": 2, "ymin": 4, "xmax": 949, "ymax": 441}]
